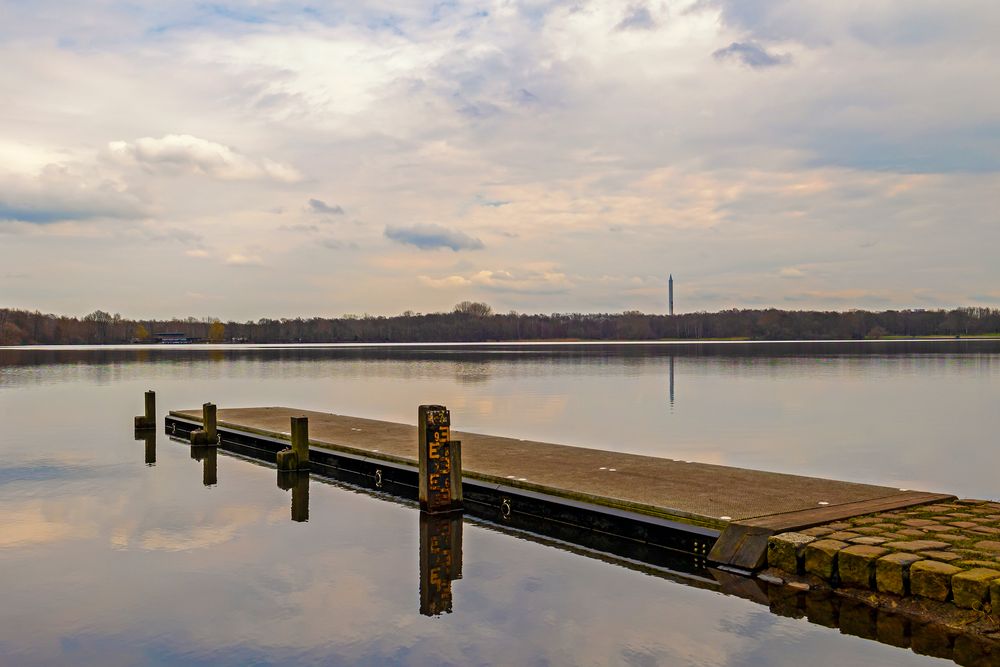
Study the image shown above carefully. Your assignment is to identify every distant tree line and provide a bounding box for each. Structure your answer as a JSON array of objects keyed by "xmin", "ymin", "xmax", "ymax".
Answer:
[{"xmin": 1, "ymin": 303, "xmax": 999, "ymax": 346}]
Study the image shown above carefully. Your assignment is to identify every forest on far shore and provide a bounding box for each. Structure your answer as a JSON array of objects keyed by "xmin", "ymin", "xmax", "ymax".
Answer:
[{"xmin": 1, "ymin": 302, "xmax": 999, "ymax": 346}]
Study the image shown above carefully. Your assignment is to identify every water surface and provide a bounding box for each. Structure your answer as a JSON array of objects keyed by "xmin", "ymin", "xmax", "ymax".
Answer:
[{"xmin": 1, "ymin": 342, "xmax": 997, "ymax": 665}]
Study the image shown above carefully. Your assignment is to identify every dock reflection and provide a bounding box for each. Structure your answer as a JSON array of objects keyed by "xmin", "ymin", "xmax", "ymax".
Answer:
[
  {"xmin": 134, "ymin": 428, "xmax": 156, "ymax": 465},
  {"xmin": 419, "ymin": 512, "xmax": 463, "ymax": 616},
  {"xmin": 160, "ymin": 431, "xmax": 998, "ymax": 664},
  {"xmin": 190, "ymin": 445, "xmax": 217, "ymax": 486},
  {"xmin": 277, "ymin": 471, "xmax": 310, "ymax": 523}
]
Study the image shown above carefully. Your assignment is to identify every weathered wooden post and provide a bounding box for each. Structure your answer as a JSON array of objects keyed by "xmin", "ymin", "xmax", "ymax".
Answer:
[
  {"xmin": 418, "ymin": 405, "xmax": 462, "ymax": 513},
  {"xmin": 291, "ymin": 416, "xmax": 309, "ymax": 470},
  {"xmin": 277, "ymin": 416, "xmax": 309, "ymax": 471},
  {"xmin": 134, "ymin": 390, "xmax": 156, "ymax": 430},
  {"xmin": 189, "ymin": 402, "xmax": 218, "ymax": 445},
  {"xmin": 450, "ymin": 440, "xmax": 463, "ymax": 508}
]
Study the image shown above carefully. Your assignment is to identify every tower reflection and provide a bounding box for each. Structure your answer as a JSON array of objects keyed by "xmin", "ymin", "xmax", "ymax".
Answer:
[
  {"xmin": 190, "ymin": 445, "xmax": 218, "ymax": 486},
  {"xmin": 277, "ymin": 471, "xmax": 310, "ymax": 523},
  {"xmin": 419, "ymin": 511, "xmax": 463, "ymax": 616},
  {"xmin": 669, "ymin": 355, "xmax": 675, "ymax": 407}
]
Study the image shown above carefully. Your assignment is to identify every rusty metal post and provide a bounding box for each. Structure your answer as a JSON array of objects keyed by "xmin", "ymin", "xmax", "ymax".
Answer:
[
  {"xmin": 418, "ymin": 405, "xmax": 461, "ymax": 513},
  {"xmin": 134, "ymin": 390, "xmax": 156, "ymax": 429}
]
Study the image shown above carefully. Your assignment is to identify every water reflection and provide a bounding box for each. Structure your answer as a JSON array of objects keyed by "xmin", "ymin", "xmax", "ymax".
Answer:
[
  {"xmin": 276, "ymin": 471, "xmax": 310, "ymax": 523},
  {"xmin": 190, "ymin": 445, "xmax": 217, "ymax": 486},
  {"xmin": 669, "ymin": 355, "xmax": 675, "ymax": 407},
  {"xmin": 134, "ymin": 429, "xmax": 156, "ymax": 466},
  {"xmin": 419, "ymin": 511, "xmax": 463, "ymax": 616}
]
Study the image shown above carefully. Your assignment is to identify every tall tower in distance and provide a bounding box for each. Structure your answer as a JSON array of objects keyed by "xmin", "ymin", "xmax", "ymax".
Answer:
[{"xmin": 668, "ymin": 274, "xmax": 674, "ymax": 316}]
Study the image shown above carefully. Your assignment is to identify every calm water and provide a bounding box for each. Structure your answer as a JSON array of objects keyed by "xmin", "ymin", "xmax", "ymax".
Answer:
[{"xmin": 1, "ymin": 342, "xmax": 997, "ymax": 666}]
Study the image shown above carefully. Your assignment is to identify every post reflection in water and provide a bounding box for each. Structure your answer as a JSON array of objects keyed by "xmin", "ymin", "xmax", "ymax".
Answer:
[
  {"xmin": 419, "ymin": 511, "xmax": 463, "ymax": 617},
  {"xmin": 277, "ymin": 471, "xmax": 310, "ymax": 523},
  {"xmin": 134, "ymin": 428, "xmax": 156, "ymax": 466},
  {"xmin": 190, "ymin": 445, "xmax": 218, "ymax": 486}
]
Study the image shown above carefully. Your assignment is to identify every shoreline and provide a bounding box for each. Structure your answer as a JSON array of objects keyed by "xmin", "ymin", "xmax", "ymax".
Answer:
[{"xmin": 5, "ymin": 336, "xmax": 1000, "ymax": 351}]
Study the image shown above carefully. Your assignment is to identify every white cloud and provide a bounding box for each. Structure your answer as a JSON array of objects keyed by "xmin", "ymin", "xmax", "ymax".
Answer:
[
  {"xmin": 108, "ymin": 134, "xmax": 301, "ymax": 182},
  {"xmin": 778, "ymin": 267, "xmax": 805, "ymax": 279},
  {"xmin": 420, "ymin": 268, "xmax": 574, "ymax": 294},
  {"xmin": 225, "ymin": 252, "xmax": 264, "ymax": 266}
]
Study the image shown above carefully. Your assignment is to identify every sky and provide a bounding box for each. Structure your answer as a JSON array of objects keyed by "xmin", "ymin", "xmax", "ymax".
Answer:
[{"xmin": 1, "ymin": 0, "xmax": 998, "ymax": 320}]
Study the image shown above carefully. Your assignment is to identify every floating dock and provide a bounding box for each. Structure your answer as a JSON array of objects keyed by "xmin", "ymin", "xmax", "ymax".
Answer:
[{"xmin": 165, "ymin": 406, "xmax": 952, "ymax": 570}]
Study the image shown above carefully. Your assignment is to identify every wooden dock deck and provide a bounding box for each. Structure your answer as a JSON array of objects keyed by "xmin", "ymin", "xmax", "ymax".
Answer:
[{"xmin": 167, "ymin": 406, "xmax": 953, "ymax": 569}]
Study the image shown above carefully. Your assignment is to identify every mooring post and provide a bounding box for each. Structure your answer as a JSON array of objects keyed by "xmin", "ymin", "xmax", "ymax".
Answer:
[
  {"xmin": 134, "ymin": 390, "xmax": 156, "ymax": 430},
  {"xmin": 450, "ymin": 440, "xmax": 463, "ymax": 507},
  {"xmin": 189, "ymin": 402, "xmax": 219, "ymax": 445},
  {"xmin": 418, "ymin": 404, "xmax": 462, "ymax": 513},
  {"xmin": 276, "ymin": 416, "xmax": 309, "ymax": 472},
  {"xmin": 291, "ymin": 416, "xmax": 310, "ymax": 470}
]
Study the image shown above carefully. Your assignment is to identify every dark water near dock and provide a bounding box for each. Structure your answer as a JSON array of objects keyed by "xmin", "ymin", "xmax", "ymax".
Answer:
[{"xmin": 1, "ymin": 341, "xmax": 997, "ymax": 665}]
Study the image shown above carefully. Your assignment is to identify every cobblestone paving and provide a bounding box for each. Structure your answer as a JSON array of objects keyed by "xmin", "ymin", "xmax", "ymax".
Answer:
[{"xmin": 768, "ymin": 499, "xmax": 1000, "ymax": 611}]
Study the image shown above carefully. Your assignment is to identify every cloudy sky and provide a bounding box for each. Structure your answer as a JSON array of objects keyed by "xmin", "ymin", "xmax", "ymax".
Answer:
[{"xmin": 1, "ymin": 0, "xmax": 998, "ymax": 319}]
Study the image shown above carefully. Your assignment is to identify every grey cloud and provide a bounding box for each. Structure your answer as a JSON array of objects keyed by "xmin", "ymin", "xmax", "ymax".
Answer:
[
  {"xmin": 384, "ymin": 224, "xmax": 484, "ymax": 251},
  {"xmin": 307, "ymin": 198, "xmax": 344, "ymax": 216},
  {"xmin": 712, "ymin": 42, "xmax": 791, "ymax": 68},
  {"xmin": 319, "ymin": 238, "xmax": 358, "ymax": 250},
  {"xmin": 477, "ymin": 196, "xmax": 511, "ymax": 208},
  {"xmin": 617, "ymin": 5, "xmax": 656, "ymax": 31},
  {"xmin": 699, "ymin": 1, "xmax": 1000, "ymax": 49},
  {"xmin": 0, "ymin": 164, "xmax": 147, "ymax": 224},
  {"xmin": 280, "ymin": 223, "xmax": 320, "ymax": 233}
]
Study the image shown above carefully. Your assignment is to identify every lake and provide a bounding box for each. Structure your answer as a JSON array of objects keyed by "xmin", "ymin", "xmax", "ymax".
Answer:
[{"xmin": 1, "ymin": 341, "xmax": 997, "ymax": 665}]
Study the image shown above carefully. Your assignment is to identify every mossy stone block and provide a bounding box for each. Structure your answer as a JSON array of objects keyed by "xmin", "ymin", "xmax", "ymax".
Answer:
[
  {"xmin": 883, "ymin": 539, "xmax": 949, "ymax": 551},
  {"xmin": 951, "ymin": 568, "xmax": 1000, "ymax": 610},
  {"xmin": 838, "ymin": 545, "xmax": 888, "ymax": 589},
  {"xmin": 804, "ymin": 539, "xmax": 848, "ymax": 580},
  {"xmin": 767, "ymin": 532, "xmax": 814, "ymax": 574},
  {"xmin": 910, "ymin": 560, "xmax": 961, "ymax": 601},
  {"xmin": 876, "ymin": 552, "xmax": 922, "ymax": 596}
]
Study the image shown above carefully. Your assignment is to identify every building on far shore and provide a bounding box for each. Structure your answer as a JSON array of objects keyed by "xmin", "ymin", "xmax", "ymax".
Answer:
[{"xmin": 154, "ymin": 332, "xmax": 198, "ymax": 344}]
